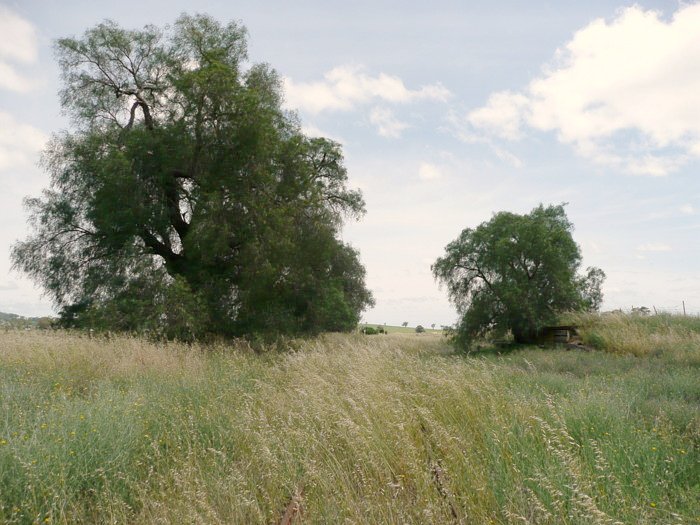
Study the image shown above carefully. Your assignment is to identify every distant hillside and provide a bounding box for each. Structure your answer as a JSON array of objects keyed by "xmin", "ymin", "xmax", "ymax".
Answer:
[{"xmin": 0, "ymin": 312, "xmax": 54, "ymax": 329}]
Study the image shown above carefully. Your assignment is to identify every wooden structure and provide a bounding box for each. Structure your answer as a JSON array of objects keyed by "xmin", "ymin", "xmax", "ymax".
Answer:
[{"xmin": 537, "ymin": 325, "xmax": 578, "ymax": 345}]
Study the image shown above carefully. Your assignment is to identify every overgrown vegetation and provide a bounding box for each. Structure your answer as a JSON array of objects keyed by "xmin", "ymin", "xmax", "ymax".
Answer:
[
  {"xmin": 0, "ymin": 316, "xmax": 696, "ymax": 524},
  {"xmin": 567, "ymin": 312, "xmax": 700, "ymax": 362}
]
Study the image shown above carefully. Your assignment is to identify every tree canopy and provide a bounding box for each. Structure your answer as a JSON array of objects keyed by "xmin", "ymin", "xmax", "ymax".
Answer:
[
  {"xmin": 432, "ymin": 204, "xmax": 604, "ymax": 347},
  {"xmin": 12, "ymin": 14, "xmax": 373, "ymax": 339}
]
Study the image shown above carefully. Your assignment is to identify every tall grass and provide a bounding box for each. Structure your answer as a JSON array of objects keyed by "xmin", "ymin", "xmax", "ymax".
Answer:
[
  {"xmin": 0, "ymin": 329, "xmax": 697, "ymax": 524},
  {"xmin": 566, "ymin": 312, "xmax": 700, "ymax": 364}
]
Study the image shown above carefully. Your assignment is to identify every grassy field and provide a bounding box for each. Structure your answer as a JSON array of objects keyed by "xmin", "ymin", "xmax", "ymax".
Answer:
[
  {"xmin": 359, "ymin": 323, "xmax": 443, "ymax": 334},
  {"xmin": 0, "ymin": 319, "xmax": 698, "ymax": 524}
]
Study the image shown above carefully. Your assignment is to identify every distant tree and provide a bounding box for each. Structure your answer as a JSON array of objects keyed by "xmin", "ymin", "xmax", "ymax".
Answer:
[
  {"xmin": 431, "ymin": 323, "xmax": 436, "ymax": 329},
  {"xmin": 12, "ymin": 15, "xmax": 373, "ymax": 340},
  {"xmin": 432, "ymin": 204, "xmax": 604, "ymax": 348},
  {"xmin": 415, "ymin": 325, "xmax": 425, "ymax": 333},
  {"xmin": 36, "ymin": 317, "xmax": 54, "ymax": 330},
  {"xmin": 402, "ymin": 321, "xmax": 408, "ymax": 327}
]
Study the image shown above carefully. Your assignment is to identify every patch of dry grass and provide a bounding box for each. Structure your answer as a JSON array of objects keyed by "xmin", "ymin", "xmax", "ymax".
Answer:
[
  {"xmin": 0, "ymin": 330, "xmax": 209, "ymax": 379},
  {"xmin": 566, "ymin": 312, "xmax": 700, "ymax": 363}
]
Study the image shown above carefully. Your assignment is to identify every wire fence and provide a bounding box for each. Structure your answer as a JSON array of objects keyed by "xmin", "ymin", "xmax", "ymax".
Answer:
[{"xmin": 614, "ymin": 302, "xmax": 699, "ymax": 316}]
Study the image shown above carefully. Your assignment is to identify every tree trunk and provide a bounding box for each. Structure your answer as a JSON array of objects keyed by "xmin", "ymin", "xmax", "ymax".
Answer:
[{"xmin": 513, "ymin": 328, "xmax": 537, "ymax": 344}]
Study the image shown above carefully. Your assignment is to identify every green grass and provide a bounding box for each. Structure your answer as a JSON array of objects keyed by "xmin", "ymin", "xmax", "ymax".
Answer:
[{"xmin": 0, "ymin": 325, "xmax": 697, "ymax": 524}]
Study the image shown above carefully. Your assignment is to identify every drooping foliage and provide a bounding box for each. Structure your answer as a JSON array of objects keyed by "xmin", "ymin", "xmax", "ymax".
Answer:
[
  {"xmin": 432, "ymin": 204, "xmax": 604, "ymax": 347},
  {"xmin": 12, "ymin": 15, "xmax": 373, "ymax": 339}
]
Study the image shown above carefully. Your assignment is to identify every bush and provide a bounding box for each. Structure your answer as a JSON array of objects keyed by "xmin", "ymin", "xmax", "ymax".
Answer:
[{"xmin": 415, "ymin": 325, "xmax": 425, "ymax": 333}]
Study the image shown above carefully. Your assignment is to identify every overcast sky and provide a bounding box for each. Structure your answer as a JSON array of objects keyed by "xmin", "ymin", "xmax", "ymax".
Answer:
[{"xmin": 1, "ymin": 1, "xmax": 699, "ymax": 325}]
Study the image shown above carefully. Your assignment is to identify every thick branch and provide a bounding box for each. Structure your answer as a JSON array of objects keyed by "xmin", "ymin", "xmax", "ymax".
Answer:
[
  {"xmin": 125, "ymin": 101, "xmax": 139, "ymax": 130},
  {"xmin": 138, "ymin": 100, "xmax": 154, "ymax": 129},
  {"xmin": 475, "ymin": 268, "xmax": 497, "ymax": 296},
  {"xmin": 164, "ymin": 181, "xmax": 191, "ymax": 241},
  {"xmin": 114, "ymin": 86, "xmax": 154, "ymax": 130},
  {"xmin": 141, "ymin": 228, "xmax": 181, "ymax": 263}
]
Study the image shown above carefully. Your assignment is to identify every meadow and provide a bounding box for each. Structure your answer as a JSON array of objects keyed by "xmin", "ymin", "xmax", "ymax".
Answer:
[
  {"xmin": 0, "ymin": 315, "xmax": 698, "ymax": 524},
  {"xmin": 358, "ymin": 323, "xmax": 443, "ymax": 334}
]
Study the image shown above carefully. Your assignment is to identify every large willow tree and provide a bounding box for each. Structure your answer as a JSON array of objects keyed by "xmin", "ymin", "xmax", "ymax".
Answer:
[
  {"xmin": 13, "ymin": 15, "xmax": 373, "ymax": 339},
  {"xmin": 433, "ymin": 204, "xmax": 604, "ymax": 348}
]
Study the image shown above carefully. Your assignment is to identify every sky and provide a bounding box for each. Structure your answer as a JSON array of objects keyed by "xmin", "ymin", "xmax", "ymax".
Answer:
[{"xmin": 1, "ymin": 0, "xmax": 699, "ymax": 326}]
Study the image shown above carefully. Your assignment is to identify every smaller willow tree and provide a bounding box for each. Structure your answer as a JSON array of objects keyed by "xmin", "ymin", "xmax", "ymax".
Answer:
[
  {"xmin": 12, "ymin": 15, "xmax": 373, "ymax": 339},
  {"xmin": 432, "ymin": 204, "xmax": 604, "ymax": 348}
]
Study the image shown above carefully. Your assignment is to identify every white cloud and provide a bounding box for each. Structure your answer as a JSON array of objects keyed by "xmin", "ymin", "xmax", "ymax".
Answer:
[
  {"xmin": 300, "ymin": 123, "xmax": 326, "ymax": 138},
  {"xmin": 491, "ymin": 144, "xmax": 523, "ymax": 169},
  {"xmin": 0, "ymin": 111, "xmax": 47, "ymax": 171},
  {"xmin": 369, "ymin": 106, "xmax": 409, "ymax": 138},
  {"xmin": 637, "ymin": 243, "xmax": 672, "ymax": 252},
  {"xmin": 0, "ymin": 6, "xmax": 38, "ymax": 92},
  {"xmin": 300, "ymin": 123, "xmax": 346, "ymax": 145},
  {"xmin": 0, "ymin": 61, "xmax": 35, "ymax": 92},
  {"xmin": 467, "ymin": 91, "xmax": 529, "ymax": 140},
  {"xmin": 680, "ymin": 204, "xmax": 695, "ymax": 215},
  {"xmin": 418, "ymin": 162, "xmax": 443, "ymax": 181},
  {"xmin": 464, "ymin": 4, "xmax": 700, "ymax": 175},
  {"xmin": 284, "ymin": 64, "xmax": 450, "ymax": 114},
  {"xmin": 0, "ymin": 6, "xmax": 37, "ymax": 63},
  {"xmin": 447, "ymin": 110, "xmax": 524, "ymax": 168}
]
